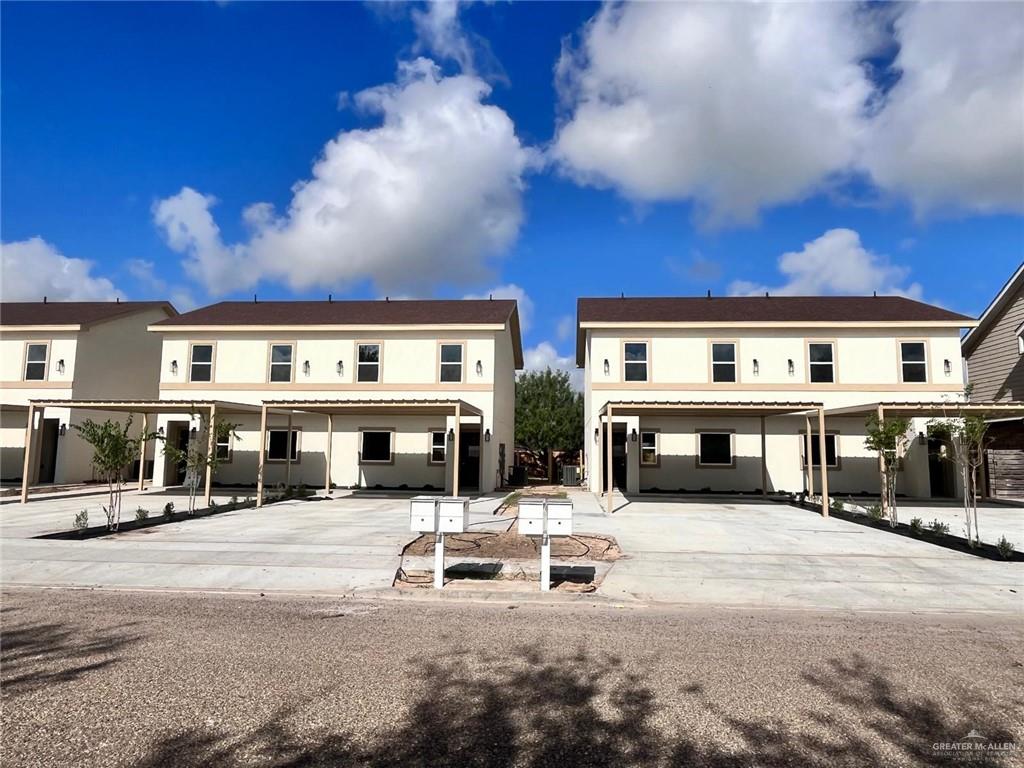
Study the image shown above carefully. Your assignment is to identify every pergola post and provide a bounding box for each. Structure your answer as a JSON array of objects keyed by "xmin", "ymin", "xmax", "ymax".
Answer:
[
  {"xmin": 324, "ymin": 412, "xmax": 333, "ymax": 495},
  {"xmin": 20, "ymin": 403, "xmax": 36, "ymax": 504},
  {"xmin": 877, "ymin": 404, "xmax": 887, "ymax": 518},
  {"xmin": 452, "ymin": 402, "xmax": 461, "ymax": 497},
  {"xmin": 759, "ymin": 415, "xmax": 767, "ymax": 495},
  {"xmin": 256, "ymin": 404, "xmax": 268, "ymax": 507},
  {"xmin": 285, "ymin": 412, "xmax": 293, "ymax": 488},
  {"xmin": 204, "ymin": 403, "xmax": 216, "ymax": 508},
  {"xmin": 138, "ymin": 412, "xmax": 148, "ymax": 492},
  {"xmin": 817, "ymin": 407, "xmax": 829, "ymax": 517},
  {"xmin": 804, "ymin": 415, "xmax": 814, "ymax": 497},
  {"xmin": 606, "ymin": 404, "xmax": 614, "ymax": 514}
]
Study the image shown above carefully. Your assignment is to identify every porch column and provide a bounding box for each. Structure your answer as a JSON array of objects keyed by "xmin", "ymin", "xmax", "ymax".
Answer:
[
  {"xmin": 877, "ymin": 404, "xmax": 887, "ymax": 518},
  {"xmin": 606, "ymin": 405, "xmax": 614, "ymax": 514},
  {"xmin": 204, "ymin": 403, "xmax": 216, "ymax": 508},
  {"xmin": 138, "ymin": 412, "xmax": 148, "ymax": 492},
  {"xmin": 256, "ymin": 404, "xmax": 268, "ymax": 507},
  {"xmin": 324, "ymin": 412, "xmax": 333, "ymax": 495},
  {"xmin": 817, "ymin": 407, "xmax": 830, "ymax": 517},
  {"xmin": 804, "ymin": 415, "xmax": 814, "ymax": 496},
  {"xmin": 452, "ymin": 402, "xmax": 461, "ymax": 497},
  {"xmin": 20, "ymin": 403, "xmax": 36, "ymax": 504},
  {"xmin": 759, "ymin": 415, "xmax": 767, "ymax": 496},
  {"xmin": 285, "ymin": 412, "xmax": 293, "ymax": 488}
]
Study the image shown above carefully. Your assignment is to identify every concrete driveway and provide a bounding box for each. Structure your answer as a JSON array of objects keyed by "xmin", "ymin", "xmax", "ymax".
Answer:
[
  {"xmin": 572, "ymin": 491, "xmax": 1023, "ymax": 613},
  {"xmin": 1, "ymin": 489, "xmax": 507, "ymax": 595}
]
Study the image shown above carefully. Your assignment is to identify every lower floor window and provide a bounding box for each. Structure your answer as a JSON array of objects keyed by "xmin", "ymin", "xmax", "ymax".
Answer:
[
  {"xmin": 805, "ymin": 434, "xmax": 839, "ymax": 468},
  {"xmin": 361, "ymin": 431, "xmax": 392, "ymax": 463},
  {"xmin": 639, "ymin": 431, "xmax": 658, "ymax": 465},
  {"xmin": 698, "ymin": 432, "xmax": 732, "ymax": 466},
  {"xmin": 215, "ymin": 433, "xmax": 232, "ymax": 462},
  {"xmin": 429, "ymin": 431, "xmax": 446, "ymax": 464},
  {"xmin": 266, "ymin": 430, "xmax": 299, "ymax": 462}
]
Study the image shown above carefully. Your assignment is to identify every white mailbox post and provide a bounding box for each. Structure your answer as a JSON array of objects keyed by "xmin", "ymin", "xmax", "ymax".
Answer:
[
  {"xmin": 517, "ymin": 497, "xmax": 574, "ymax": 591},
  {"xmin": 410, "ymin": 496, "xmax": 468, "ymax": 589}
]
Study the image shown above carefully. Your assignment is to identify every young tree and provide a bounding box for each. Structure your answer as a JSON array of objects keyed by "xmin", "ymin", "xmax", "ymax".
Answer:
[
  {"xmin": 162, "ymin": 413, "xmax": 240, "ymax": 514},
  {"xmin": 72, "ymin": 417, "xmax": 148, "ymax": 531},
  {"xmin": 515, "ymin": 369, "xmax": 583, "ymax": 480},
  {"xmin": 929, "ymin": 412, "xmax": 990, "ymax": 547},
  {"xmin": 864, "ymin": 413, "xmax": 913, "ymax": 528}
]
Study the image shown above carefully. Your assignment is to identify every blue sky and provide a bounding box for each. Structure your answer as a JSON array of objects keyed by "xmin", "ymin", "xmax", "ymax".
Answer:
[{"xmin": 2, "ymin": 1, "xmax": 1022, "ymax": 372}]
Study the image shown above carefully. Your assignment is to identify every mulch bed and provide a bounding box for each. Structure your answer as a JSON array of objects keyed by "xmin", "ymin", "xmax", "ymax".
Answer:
[{"xmin": 403, "ymin": 528, "xmax": 622, "ymax": 561}]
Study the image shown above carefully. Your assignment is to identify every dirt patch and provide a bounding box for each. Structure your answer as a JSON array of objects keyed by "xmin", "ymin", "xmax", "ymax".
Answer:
[
  {"xmin": 403, "ymin": 529, "xmax": 622, "ymax": 561},
  {"xmin": 496, "ymin": 486, "xmax": 570, "ymax": 516}
]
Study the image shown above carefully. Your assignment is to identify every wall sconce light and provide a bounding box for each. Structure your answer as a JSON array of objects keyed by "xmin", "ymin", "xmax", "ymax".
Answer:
[
  {"xmin": 752, "ymin": 359, "xmax": 759, "ymax": 376},
  {"xmin": 190, "ymin": 427, "xmax": 197, "ymax": 438},
  {"xmin": 787, "ymin": 359, "xmax": 795, "ymax": 376},
  {"xmin": 56, "ymin": 359, "xmax": 65, "ymax": 375},
  {"xmin": 158, "ymin": 426, "xmax": 165, "ymax": 436},
  {"xmin": 943, "ymin": 359, "xmax": 952, "ymax": 376},
  {"xmin": 476, "ymin": 360, "xmax": 483, "ymax": 376},
  {"xmin": 484, "ymin": 428, "xmax": 491, "ymax": 442},
  {"xmin": 603, "ymin": 359, "xmax": 610, "ymax": 375},
  {"xmin": 594, "ymin": 427, "xmax": 600, "ymax": 443},
  {"xmin": 448, "ymin": 428, "xmax": 455, "ymax": 442},
  {"xmin": 336, "ymin": 360, "xmax": 344, "ymax": 376},
  {"xmin": 58, "ymin": 423, "xmax": 66, "ymax": 437},
  {"xmin": 170, "ymin": 360, "xmax": 179, "ymax": 376},
  {"xmin": 917, "ymin": 431, "xmax": 927, "ymax": 447},
  {"xmin": 630, "ymin": 428, "xmax": 637, "ymax": 442},
  {"xmin": 303, "ymin": 360, "xmax": 311, "ymax": 376}
]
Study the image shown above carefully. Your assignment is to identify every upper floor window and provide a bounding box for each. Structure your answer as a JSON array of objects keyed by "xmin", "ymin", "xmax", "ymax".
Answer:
[
  {"xmin": 899, "ymin": 341, "xmax": 927, "ymax": 383},
  {"xmin": 808, "ymin": 343, "xmax": 835, "ymax": 383},
  {"xmin": 357, "ymin": 343, "xmax": 381, "ymax": 382},
  {"xmin": 439, "ymin": 343, "xmax": 464, "ymax": 382},
  {"xmin": 189, "ymin": 344, "xmax": 213, "ymax": 383},
  {"xmin": 24, "ymin": 343, "xmax": 48, "ymax": 381},
  {"xmin": 624, "ymin": 342, "xmax": 648, "ymax": 382},
  {"xmin": 711, "ymin": 342, "xmax": 737, "ymax": 383},
  {"xmin": 269, "ymin": 344, "xmax": 294, "ymax": 383}
]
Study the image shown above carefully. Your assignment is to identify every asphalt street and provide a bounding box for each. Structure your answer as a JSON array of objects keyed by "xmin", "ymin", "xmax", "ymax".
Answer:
[{"xmin": 2, "ymin": 588, "xmax": 1022, "ymax": 767}]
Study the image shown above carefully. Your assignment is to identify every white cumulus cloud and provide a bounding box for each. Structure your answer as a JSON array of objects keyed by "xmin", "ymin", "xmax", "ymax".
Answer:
[
  {"xmin": 154, "ymin": 58, "xmax": 535, "ymax": 296},
  {"xmin": 462, "ymin": 282, "xmax": 534, "ymax": 332},
  {"xmin": 1, "ymin": 238, "xmax": 122, "ymax": 301},
  {"xmin": 728, "ymin": 228, "xmax": 923, "ymax": 299},
  {"xmin": 523, "ymin": 341, "xmax": 583, "ymax": 391}
]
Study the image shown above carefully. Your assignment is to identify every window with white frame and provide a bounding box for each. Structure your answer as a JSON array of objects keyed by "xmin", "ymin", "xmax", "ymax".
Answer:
[
  {"xmin": 215, "ymin": 432, "xmax": 232, "ymax": 462},
  {"xmin": 429, "ymin": 430, "xmax": 447, "ymax": 464},
  {"xmin": 24, "ymin": 343, "xmax": 48, "ymax": 381},
  {"xmin": 266, "ymin": 429, "xmax": 299, "ymax": 462},
  {"xmin": 357, "ymin": 343, "xmax": 381, "ymax": 382},
  {"xmin": 189, "ymin": 344, "xmax": 213, "ymax": 382},
  {"xmin": 269, "ymin": 344, "xmax": 294, "ymax": 383},
  {"xmin": 808, "ymin": 343, "xmax": 835, "ymax": 383},
  {"xmin": 698, "ymin": 432, "xmax": 732, "ymax": 466},
  {"xmin": 711, "ymin": 342, "xmax": 737, "ymax": 383},
  {"xmin": 639, "ymin": 431, "xmax": 658, "ymax": 465},
  {"xmin": 623, "ymin": 342, "xmax": 648, "ymax": 382},
  {"xmin": 899, "ymin": 341, "xmax": 927, "ymax": 383},
  {"xmin": 360, "ymin": 430, "xmax": 392, "ymax": 463},
  {"xmin": 439, "ymin": 344, "xmax": 463, "ymax": 382},
  {"xmin": 803, "ymin": 434, "xmax": 839, "ymax": 468}
]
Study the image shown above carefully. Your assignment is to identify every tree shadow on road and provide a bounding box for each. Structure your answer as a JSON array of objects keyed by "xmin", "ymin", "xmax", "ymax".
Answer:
[{"xmin": 134, "ymin": 647, "xmax": 1019, "ymax": 768}]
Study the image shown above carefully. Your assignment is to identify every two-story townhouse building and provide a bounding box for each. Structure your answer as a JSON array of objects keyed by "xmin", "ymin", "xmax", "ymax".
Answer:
[
  {"xmin": 962, "ymin": 263, "xmax": 1024, "ymax": 499},
  {"xmin": 1, "ymin": 301, "xmax": 176, "ymax": 487},
  {"xmin": 577, "ymin": 295, "xmax": 976, "ymax": 511},
  {"xmin": 145, "ymin": 299, "xmax": 522, "ymax": 497}
]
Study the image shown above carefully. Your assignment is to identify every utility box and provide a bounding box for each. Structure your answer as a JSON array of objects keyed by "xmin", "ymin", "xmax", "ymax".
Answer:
[
  {"xmin": 410, "ymin": 496, "xmax": 441, "ymax": 533},
  {"xmin": 438, "ymin": 496, "xmax": 470, "ymax": 533},
  {"xmin": 517, "ymin": 497, "xmax": 546, "ymax": 536},
  {"xmin": 561, "ymin": 465, "xmax": 581, "ymax": 486},
  {"xmin": 545, "ymin": 498, "xmax": 574, "ymax": 536}
]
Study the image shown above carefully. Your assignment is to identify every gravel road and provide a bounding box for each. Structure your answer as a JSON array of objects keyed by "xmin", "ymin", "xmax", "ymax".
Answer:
[{"xmin": 2, "ymin": 588, "xmax": 1022, "ymax": 767}]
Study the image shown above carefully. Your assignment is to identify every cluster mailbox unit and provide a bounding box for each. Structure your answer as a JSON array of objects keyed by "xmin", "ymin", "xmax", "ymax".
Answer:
[
  {"xmin": 410, "ymin": 496, "xmax": 470, "ymax": 589},
  {"xmin": 518, "ymin": 497, "xmax": 574, "ymax": 591}
]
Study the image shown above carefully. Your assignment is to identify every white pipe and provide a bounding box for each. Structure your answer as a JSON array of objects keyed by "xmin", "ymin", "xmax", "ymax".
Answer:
[{"xmin": 434, "ymin": 532, "xmax": 445, "ymax": 589}]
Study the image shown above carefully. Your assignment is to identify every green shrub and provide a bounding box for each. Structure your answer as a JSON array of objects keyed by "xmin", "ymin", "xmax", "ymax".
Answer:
[
  {"xmin": 866, "ymin": 504, "xmax": 884, "ymax": 521},
  {"xmin": 909, "ymin": 517, "xmax": 923, "ymax": 535},
  {"xmin": 830, "ymin": 496, "xmax": 845, "ymax": 514},
  {"xmin": 135, "ymin": 507, "xmax": 149, "ymax": 521},
  {"xmin": 929, "ymin": 519, "xmax": 950, "ymax": 536},
  {"xmin": 74, "ymin": 510, "xmax": 89, "ymax": 531},
  {"xmin": 163, "ymin": 501, "xmax": 175, "ymax": 519},
  {"xmin": 209, "ymin": 499, "xmax": 218, "ymax": 510},
  {"xmin": 245, "ymin": 496, "xmax": 254, "ymax": 507},
  {"xmin": 997, "ymin": 536, "xmax": 1015, "ymax": 560}
]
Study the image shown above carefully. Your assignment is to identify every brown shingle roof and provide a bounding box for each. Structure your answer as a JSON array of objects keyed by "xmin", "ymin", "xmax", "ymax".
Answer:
[
  {"xmin": 0, "ymin": 301, "xmax": 176, "ymax": 328},
  {"xmin": 152, "ymin": 299, "xmax": 524, "ymax": 368},
  {"xmin": 576, "ymin": 296, "xmax": 974, "ymax": 365}
]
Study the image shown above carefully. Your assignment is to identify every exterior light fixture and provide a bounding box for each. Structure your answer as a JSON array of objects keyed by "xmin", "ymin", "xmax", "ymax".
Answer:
[
  {"xmin": 190, "ymin": 427, "xmax": 197, "ymax": 438},
  {"xmin": 917, "ymin": 431, "xmax": 927, "ymax": 447},
  {"xmin": 476, "ymin": 360, "xmax": 483, "ymax": 376},
  {"xmin": 448, "ymin": 428, "xmax": 455, "ymax": 442},
  {"xmin": 484, "ymin": 428, "xmax": 491, "ymax": 442},
  {"xmin": 944, "ymin": 359, "xmax": 952, "ymax": 376},
  {"xmin": 336, "ymin": 360, "xmax": 344, "ymax": 376},
  {"xmin": 303, "ymin": 360, "xmax": 311, "ymax": 376},
  {"xmin": 158, "ymin": 426, "xmax": 165, "ymax": 436},
  {"xmin": 752, "ymin": 359, "xmax": 759, "ymax": 376},
  {"xmin": 170, "ymin": 360, "xmax": 179, "ymax": 376},
  {"xmin": 787, "ymin": 359, "xmax": 795, "ymax": 376},
  {"xmin": 630, "ymin": 428, "xmax": 637, "ymax": 442},
  {"xmin": 56, "ymin": 359, "xmax": 65, "ymax": 375},
  {"xmin": 603, "ymin": 359, "xmax": 610, "ymax": 375},
  {"xmin": 58, "ymin": 423, "xmax": 66, "ymax": 437},
  {"xmin": 594, "ymin": 427, "xmax": 600, "ymax": 443}
]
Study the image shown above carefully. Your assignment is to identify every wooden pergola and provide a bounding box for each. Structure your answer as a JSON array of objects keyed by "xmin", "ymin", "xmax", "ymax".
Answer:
[
  {"xmin": 596, "ymin": 400, "xmax": 829, "ymax": 515},
  {"xmin": 20, "ymin": 399, "xmax": 263, "ymax": 505},
  {"xmin": 257, "ymin": 399, "xmax": 484, "ymax": 507}
]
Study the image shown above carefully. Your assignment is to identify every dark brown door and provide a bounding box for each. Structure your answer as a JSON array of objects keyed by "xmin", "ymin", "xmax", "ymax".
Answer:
[
  {"xmin": 37, "ymin": 418, "xmax": 59, "ymax": 484},
  {"xmin": 458, "ymin": 428, "xmax": 480, "ymax": 492},
  {"xmin": 601, "ymin": 425, "xmax": 627, "ymax": 491}
]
